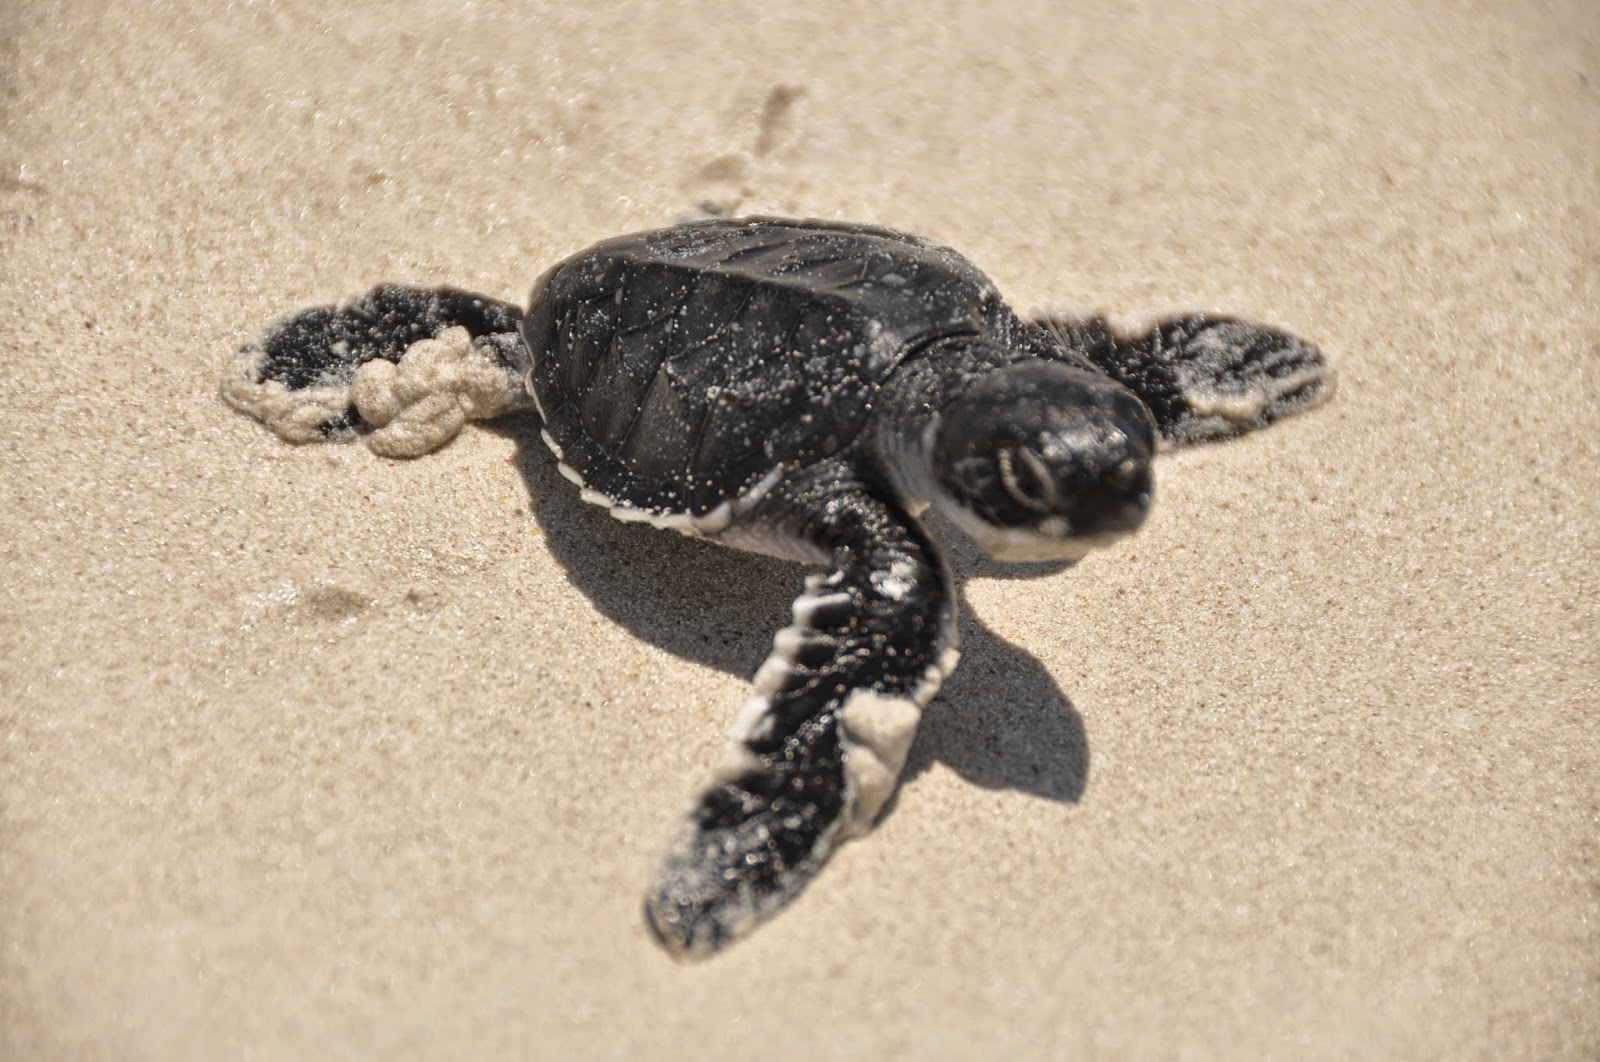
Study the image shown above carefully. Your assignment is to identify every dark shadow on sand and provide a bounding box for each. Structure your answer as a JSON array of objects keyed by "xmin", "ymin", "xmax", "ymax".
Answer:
[{"xmin": 488, "ymin": 417, "xmax": 1089, "ymax": 806}]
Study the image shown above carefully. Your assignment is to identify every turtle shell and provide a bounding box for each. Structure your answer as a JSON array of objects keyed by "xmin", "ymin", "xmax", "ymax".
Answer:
[{"xmin": 521, "ymin": 217, "xmax": 1006, "ymax": 517}]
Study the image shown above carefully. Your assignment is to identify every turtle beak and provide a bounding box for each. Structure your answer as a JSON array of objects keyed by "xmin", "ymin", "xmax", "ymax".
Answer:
[{"xmin": 1061, "ymin": 457, "xmax": 1153, "ymax": 540}]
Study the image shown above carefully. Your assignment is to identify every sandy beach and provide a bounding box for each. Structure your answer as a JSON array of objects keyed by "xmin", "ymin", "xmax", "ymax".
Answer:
[{"xmin": 3, "ymin": 0, "xmax": 1596, "ymax": 1057}]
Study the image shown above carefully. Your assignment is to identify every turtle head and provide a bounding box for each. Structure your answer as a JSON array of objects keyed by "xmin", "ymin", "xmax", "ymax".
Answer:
[{"xmin": 930, "ymin": 362, "xmax": 1157, "ymax": 562}]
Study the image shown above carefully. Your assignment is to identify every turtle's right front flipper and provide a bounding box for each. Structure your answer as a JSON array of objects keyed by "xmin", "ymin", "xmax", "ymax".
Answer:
[
  {"xmin": 644, "ymin": 464, "xmax": 958, "ymax": 960},
  {"xmin": 222, "ymin": 285, "xmax": 533, "ymax": 457}
]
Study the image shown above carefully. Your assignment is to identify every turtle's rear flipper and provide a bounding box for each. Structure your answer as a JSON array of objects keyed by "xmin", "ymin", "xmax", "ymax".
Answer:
[
  {"xmin": 1033, "ymin": 313, "xmax": 1334, "ymax": 447},
  {"xmin": 222, "ymin": 285, "xmax": 532, "ymax": 457},
  {"xmin": 644, "ymin": 465, "xmax": 956, "ymax": 960}
]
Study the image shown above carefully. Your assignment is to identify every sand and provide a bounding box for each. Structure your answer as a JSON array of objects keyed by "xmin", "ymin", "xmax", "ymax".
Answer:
[{"xmin": 3, "ymin": 0, "xmax": 1596, "ymax": 1057}]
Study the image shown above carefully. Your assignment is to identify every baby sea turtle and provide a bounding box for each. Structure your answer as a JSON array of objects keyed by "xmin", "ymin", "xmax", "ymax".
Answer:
[{"xmin": 223, "ymin": 217, "xmax": 1332, "ymax": 959}]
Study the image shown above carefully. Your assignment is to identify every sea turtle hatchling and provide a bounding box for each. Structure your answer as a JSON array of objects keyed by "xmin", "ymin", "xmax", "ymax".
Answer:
[{"xmin": 223, "ymin": 216, "xmax": 1332, "ymax": 959}]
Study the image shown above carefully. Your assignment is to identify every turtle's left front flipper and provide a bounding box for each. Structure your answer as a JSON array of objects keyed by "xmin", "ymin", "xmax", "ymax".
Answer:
[
  {"xmin": 223, "ymin": 285, "xmax": 533, "ymax": 457},
  {"xmin": 1032, "ymin": 313, "xmax": 1334, "ymax": 447},
  {"xmin": 644, "ymin": 465, "xmax": 957, "ymax": 960}
]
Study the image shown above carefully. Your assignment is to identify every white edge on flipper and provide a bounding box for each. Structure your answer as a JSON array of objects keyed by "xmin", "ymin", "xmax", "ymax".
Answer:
[
  {"xmin": 1175, "ymin": 360, "xmax": 1336, "ymax": 433},
  {"xmin": 223, "ymin": 326, "xmax": 529, "ymax": 457},
  {"xmin": 717, "ymin": 565, "xmax": 961, "ymax": 841},
  {"xmin": 221, "ymin": 345, "xmax": 356, "ymax": 445},
  {"xmin": 833, "ymin": 646, "xmax": 960, "ymax": 839}
]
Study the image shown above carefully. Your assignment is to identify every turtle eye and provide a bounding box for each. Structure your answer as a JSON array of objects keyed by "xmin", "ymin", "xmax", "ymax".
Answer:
[{"xmin": 997, "ymin": 445, "xmax": 1057, "ymax": 513}]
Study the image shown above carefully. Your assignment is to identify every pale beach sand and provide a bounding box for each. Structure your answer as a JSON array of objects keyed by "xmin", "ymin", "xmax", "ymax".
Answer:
[{"xmin": 3, "ymin": 1, "xmax": 1597, "ymax": 1057}]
